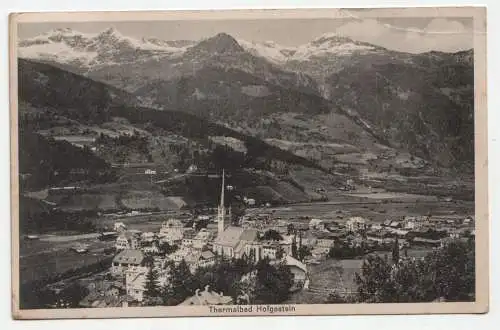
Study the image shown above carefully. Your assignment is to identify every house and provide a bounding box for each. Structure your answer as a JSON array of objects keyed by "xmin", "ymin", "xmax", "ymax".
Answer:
[
  {"xmin": 403, "ymin": 216, "xmax": 424, "ymax": 230},
  {"xmin": 383, "ymin": 219, "xmax": 393, "ymax": 227},
  {"xmin": 192, "ymin": 229, "xmax": 213, "ymax": 250},
  {"xmin": 114, "ymin": 222, "xmax": 127, "ymax": 232},
  {"xmin": 311, "ymin": 239, "xmax": 334, "ymax": 259},
  {"xmin": 279, "ymin": 235, "xmax": 295, "ymax": 256},
  {"xmin": 125, "ymin": 265, "xmax": 170, "ymax": 303},
  {"xmin": 309, "ymin": 218, "xmax": 325, "ymax": 231},
  {"xmin": 245, "ymin": 241, "xmax": 283, "ymax": 262},
  {"xmin": 111, "ymin": 249, "xmax": 146, "ymax": 276},
  {"xmin": 79, "ymin": 291, "xmax": 131, "ymax": 308},
  {"xmin": 463, "ymin": 216, "xmax": 474, "ymax": 225},
  {"xmin": 398, "ymin": 239, "xmax": 410, "ymax": 249},
  {"xmin": 346, "ymin": 217, "xmax": 368, "ymax": 232},
  {"xmin": 389, "ymin": 221, "xmax": 402, "ymax": 229},
  {"xmin": 159, "ymin": 226, "xmax": 184, "ymax": 245},
  {"xmin": 99, "ymin": 231, "xmax": 118, "ymax": 241},
  {"xmin": 169, "ymin": 247, "xmax": 195, "ymax": 264},
  {"xmin": 388, "ymin": 228, "xmax": 410, "ymax": 238},
  {"xmin": 283, "ymin": 255, "xmax": 309, "ymax": 291},
  {"xmin": 161, "ymin": 218, "xmax": 184, "ymax": 230},
  {"xmin": 142, "ymin": 242, "xmax": 160, "ymax": 255},
  {"xmin": 195, "ymin": 250, "xmax": 216, "ymax": 269},
  {"xmin": 179, "ymin": 285, "xmax": 233, "ymax": 306},
  {"xmin": 115, "ymin": 231, "xmax": 141, "ymax": 250},
  {"xmin": 186, "ymin": 164, "xmax": 198, "ymax": 174},
  {"xmin": 125, "ymin": 266, "xmax": 148, "ymax": 302},
  {"xmin": 316, "ymin": 239, "xmax": 335, "ymax": 249},
  {"xmin": 82, "ymin": 281, "xmax": 124, "ymax": 305},
  {"xmin": 182, "ymin": 229, "xmax": 197, "ymax": 247},
  {"xmin": 244, "ymin": 197, "xmax": 256, "ymax": 206},
  {"xmin": 412, "ymin": 237, "xmax": 442, "ymax": 247},
  {"xmin": 141, "ymin": 232, "xmax": 157, "ymax": 243}
]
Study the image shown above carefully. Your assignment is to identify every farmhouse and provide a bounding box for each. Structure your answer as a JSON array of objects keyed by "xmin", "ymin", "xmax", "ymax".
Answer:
[{"xmin": 111, "ymin": 249, "xmax": 146, "ymax": 276}]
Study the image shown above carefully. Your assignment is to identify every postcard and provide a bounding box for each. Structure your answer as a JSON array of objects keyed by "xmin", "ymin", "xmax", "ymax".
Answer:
[{"xmin": 9, "ymin": 7, "xmax": 488, "ymax": 319}]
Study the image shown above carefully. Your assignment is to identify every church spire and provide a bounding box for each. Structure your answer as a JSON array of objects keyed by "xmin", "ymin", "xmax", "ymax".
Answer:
[
  {"xmin": 220, "ymin": 168, "xmax": 225, "ymax": 209},
  {"xmin": 218, "ymin": 169, "xmax": 228, "ymax": 235}
]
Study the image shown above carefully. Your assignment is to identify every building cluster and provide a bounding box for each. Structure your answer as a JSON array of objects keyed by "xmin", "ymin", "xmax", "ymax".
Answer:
[
  {"xmin": 77, "ymin": 169, "xmax": 474, "ymax": 308},
  {"xmin": 80, "ymin": 170, "xmax": 309, "ymax": 307}
]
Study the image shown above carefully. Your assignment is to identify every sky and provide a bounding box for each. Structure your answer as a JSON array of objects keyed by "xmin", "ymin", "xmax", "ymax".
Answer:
[{"xmin": 17, "ymin": 16, "xmax": 474, "ymax": 53}]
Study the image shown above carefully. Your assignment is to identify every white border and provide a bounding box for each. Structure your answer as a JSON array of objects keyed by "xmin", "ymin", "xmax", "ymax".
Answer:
[{"xmin": 2, "ymin": 0, "xmax": 499, "ymax": 329}]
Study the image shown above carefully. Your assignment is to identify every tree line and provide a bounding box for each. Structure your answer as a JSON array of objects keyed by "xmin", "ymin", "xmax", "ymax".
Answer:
[{"xmin": 142, "ymin": 256, "xmax": 294, "ymax": 306}]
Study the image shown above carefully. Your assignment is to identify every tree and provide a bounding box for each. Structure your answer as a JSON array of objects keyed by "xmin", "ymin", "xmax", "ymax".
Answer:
[
  {"xmin": 253, "ymin": 259, "xmax": 293, "ymax": 304},
  {"xmin": 392, "ymin": 237, "xmax": 400, "ymax": 264},
  {"xmin": 163, "ymin": 260, "xmax": 196, "ymax": 306},
  {"xmin": 298, "ymin": 245, "xmax": 311, "ymax": 261},
  {"xmin": 260, "ymin": 229, "xmax": 283, "ymax": 241},
  {"xmin": 354, "ymin": 240, "xmax": 475, "ymax": 303},
  {"xmin": 276, "ymin": 246, "xmax": 285, "ymax": 260},
  {"xmin": 287, "ymin": 223, "xmax": 295, "ymax": 235},
  {"xmin": 144, "ymin": 267, "xmax": 160, "ymax": 299},
  {"xmin": 291, "ymin": 238, "xmax": 298, "ymax": 259}
]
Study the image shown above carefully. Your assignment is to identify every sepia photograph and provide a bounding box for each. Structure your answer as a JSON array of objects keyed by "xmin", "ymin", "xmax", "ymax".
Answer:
[{"xmin": 9, "ymin": 7, "xmax": 488, "ymax": 319}]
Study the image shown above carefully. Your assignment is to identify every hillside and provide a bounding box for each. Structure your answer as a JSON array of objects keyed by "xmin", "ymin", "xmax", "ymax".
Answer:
[
  {"xmin": 323, "ymin": 50, "xmax": 474, "ymax": 168},
  {"xmin": 18, "ymin": 129, "xmax": 116, "ymax": 191},
  {"xmin": 17, "ymin": 58, "xmax": 328, "ymax": 207}
]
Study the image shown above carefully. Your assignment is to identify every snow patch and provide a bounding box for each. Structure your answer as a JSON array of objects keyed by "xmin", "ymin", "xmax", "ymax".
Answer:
[{"xmin": 238, "ymin": 39, "xmax": 291, "ymax": 63}]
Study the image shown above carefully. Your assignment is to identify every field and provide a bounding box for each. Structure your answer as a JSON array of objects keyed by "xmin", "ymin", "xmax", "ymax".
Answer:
[
  {"xmin": 286, "ymin": 247, "xmax": 436, "ymax": 304},
  {"xmin": 19, "ymin": 236, "xmax": 115, "ymax": 285},
  {"xmin": 264, "ymin": 196, "xmax": 473, "ymax": 225}
]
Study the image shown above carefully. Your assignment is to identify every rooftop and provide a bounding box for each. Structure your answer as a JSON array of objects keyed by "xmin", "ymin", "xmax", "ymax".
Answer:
[
  {"xmin": 179, "ymin": 286, "xmax": 233, "ymax": 306},
  {"xmin": 214, "ymin": 226, "xmax": 258, "ymax": 248},
  {"xmin": 113, "ymin": 249, "xmax": 145, "ymax": 265}
]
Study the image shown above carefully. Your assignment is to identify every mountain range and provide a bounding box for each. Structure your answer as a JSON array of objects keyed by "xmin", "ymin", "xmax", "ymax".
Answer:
[{"xmin": 17, "ymin": 27, "xmax": 475, "ymax": 176}]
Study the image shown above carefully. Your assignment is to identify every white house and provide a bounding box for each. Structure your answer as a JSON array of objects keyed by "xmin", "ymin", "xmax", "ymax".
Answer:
[
  {"xmin": 243, "ymin": 197, "xmax": 256, "ymax": 206},
  {"xmin": 192, "ymin": 229, "xmax": 213, "ymax": 250},
  {"xmin": 346, "ymin": 217, "xmax": 368, "ymax": 232},
  {"xmin": 141, "ymin": 232, "xmax": 157, "ymax": 243},
  {"xmin": 309, "ymin": 218, "xmax": 325, "ymax": 231},
  {"xmin": 114, "ymin": 222, "xmax": 127, "ymax": 232},
  {"xmin": 283, "ymin": 255, "xmax": 309, "ymax": 291},
  {"xmin": 159, "ymin": 226, "xmax": 184, "ymax": 245},
  {"xmin": 115, "ymin": 231, "xmax": 141, "ymax": 250}
]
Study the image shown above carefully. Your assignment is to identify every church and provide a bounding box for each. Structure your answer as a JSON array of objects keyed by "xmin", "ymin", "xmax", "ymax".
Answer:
[{"xmin": 212, "ymin": 169, "xmax": 259, "ymax": 258}]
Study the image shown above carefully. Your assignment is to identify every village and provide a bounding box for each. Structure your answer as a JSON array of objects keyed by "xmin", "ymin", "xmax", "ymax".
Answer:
[{"xmin": 37, "ymin": 169, "xmax": 475, "ymax": 309}]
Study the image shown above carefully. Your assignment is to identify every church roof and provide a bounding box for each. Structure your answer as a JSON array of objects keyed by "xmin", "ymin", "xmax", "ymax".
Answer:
[{"xmin": 214, "ymin": 227, "xmax": 258, "ymax": 248}]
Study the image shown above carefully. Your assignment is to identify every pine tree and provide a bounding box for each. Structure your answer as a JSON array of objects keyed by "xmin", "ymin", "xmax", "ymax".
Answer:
[
  {"xmin": 291, "ymin": 239, "xmax": 298, "ymax": 259},
  {"xmin": 144, "ymin": 267, "xmax": 160, "ymax": 298},
  {"xmin": 392, "ymin": 237, "xmax": 400, "ymax": 264}
]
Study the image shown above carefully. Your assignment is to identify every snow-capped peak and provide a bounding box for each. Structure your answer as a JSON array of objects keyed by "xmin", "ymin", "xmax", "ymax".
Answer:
[
  {"xmin": 17, "ymin": 27, "xmax": 190, "ymax": 68},
  {"xmin": 290, "ymin": 32, "xmax": 377, "ymax": 61},
  {"xmin": 238, "ymin": 39, "xmax": 295, "ymax": 64}
]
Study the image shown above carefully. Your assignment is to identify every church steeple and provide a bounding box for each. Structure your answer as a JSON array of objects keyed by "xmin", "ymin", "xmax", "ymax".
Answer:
[{"xmin": 218, "ymin": 169, "xmax": 228, "ymax": 234}]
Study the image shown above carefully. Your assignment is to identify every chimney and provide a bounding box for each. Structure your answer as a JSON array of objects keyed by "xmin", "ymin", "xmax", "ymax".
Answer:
[
  {"xmin": 204, "ymin": 285, "xmax": 210, "ymax": 292},
  {"xmin": 195, "ymin": 289, "xmax": 200, "ymax": 296},
  {"xmin": 219, "ymin": 292, "xmax": 224, "ymax": 297}
]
